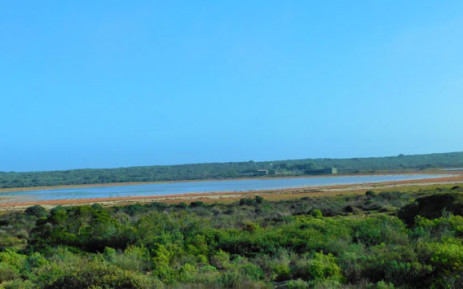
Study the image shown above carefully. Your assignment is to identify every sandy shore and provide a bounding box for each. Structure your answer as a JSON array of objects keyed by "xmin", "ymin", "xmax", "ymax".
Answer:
[{"xmin": 0, "ymin": 173, "xmax": 462, "ymax": 212}]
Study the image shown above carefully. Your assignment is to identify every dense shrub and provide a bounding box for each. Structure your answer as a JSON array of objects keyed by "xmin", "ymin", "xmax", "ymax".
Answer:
[
  {"xmin": 44, "ymin": 261, "xmax": 160, "ymax": 289},
  {"xmin": 398, "ymin": 193, "xmax": 463, "ymax": 226},
  {"xmin": 190, "ymin": 201, "xmax": 206, "ymax": 208},
  {"xmin": 0, "ymin": 187, "xmax": 462, "ymax": 288},
  {"xmin": 307, "ymin": 252, "xmax": 343, "ymax": 284},
  {"xmin": 24, "ymin": 205, "xmax": 47, "ymax": 218}
]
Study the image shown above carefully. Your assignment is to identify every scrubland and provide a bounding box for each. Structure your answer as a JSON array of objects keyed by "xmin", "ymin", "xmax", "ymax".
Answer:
[{"xmin": 1, "ymin": 185, "xmax": 463, "ymax": 288}]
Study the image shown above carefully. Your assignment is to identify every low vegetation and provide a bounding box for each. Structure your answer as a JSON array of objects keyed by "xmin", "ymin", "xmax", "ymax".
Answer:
[{"xmin": 1, "ymin": 185, "xmax": 463, "ymax": 288}]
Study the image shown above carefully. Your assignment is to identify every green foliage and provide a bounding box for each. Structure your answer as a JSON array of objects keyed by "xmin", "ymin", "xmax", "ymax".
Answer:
[
  {"xmin": 273, "ymin": 263, "xmax": 291, "ymax": 281},
  {"xmin": 361, "ymin": 243, "xmax": 432, "ymax": 286},
  {"xmin": 0, "ymin": 250, "xmax": 27, "ymax": 270},
  {"xmin": 239, "ymin": 198, "xmax": 256, "ymax": 206},
  {"xmin": 24, "ymin": 205, "xmax": 47, "ymax": 219},
  {"xmin": 218, "ymin": 257, "xmax": 265, "ymax": 288},
  {"xmin": 427, "ymin": 238, "xmax": 463, "ymax": 272},
  {"xmin": 307, "ymin": 252, "xmax": 343, "ymax": 283},
  {"xmin": 369, "ymin": 281, "xmax": 396, "ymax": 289},
  {"xmin": 255, "ymin": 196, "xmax": 264, "ymax": 204},
  {"xmin": 1, "ymin": 279, "xmax": 35, "ymax": 289},
  {"xmin": 287, "ymin": 279, "xmax": 310, "ymax": 289},
  {"xmin": 45, "ymin": 260, "xmax": 160, "ymax": 289},
  {"xmin": 311, "ymin": 209, "xmax": 323, "ymax": 218},
  {"xmin": 353, "ymin": 216, "xmax": 407, "ymax": 246},
  {"xmin": 152, "ymin": 244, "xmax": 175, "ymax": 282},
  {"xmin": 0, "ymin": 262, "xmax": 21, "ymax": 283},
  {"xmin": 0, "ymin": 236, "xmax": 26, "ymax": 251},
  {"xmin": 1, "ymin": 188, "xmax": 463, "ymax": 288},
  {"xmin": 210, "ymin": 250, "xmax": 230, "ymax": 269},
  {"xmin": 30, "ymin": 205, "xmax": 132, "ymax": 252},
  {"xmin": 365, "ymin": 190, "xmax": 376, "ymax": 197},
  {"xmin": 399, "ymin": 193, "xmax": 463, "ymax": 226},
  {"xmin": 175, "ymin": 202, "xmax": 187, "ymax": 209},
  {"xmin": 190, "ymin": 201, "xmax": 205, "ymax": 208},
  {"xmin": 105, "ymin": 246, "xmax": 151, "ymax": 272}
]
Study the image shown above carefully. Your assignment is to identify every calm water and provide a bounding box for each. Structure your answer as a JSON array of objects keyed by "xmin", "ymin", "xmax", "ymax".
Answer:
[{"xmin": 0, "ymin": 174, "xmax": 448, "ymax": 203}]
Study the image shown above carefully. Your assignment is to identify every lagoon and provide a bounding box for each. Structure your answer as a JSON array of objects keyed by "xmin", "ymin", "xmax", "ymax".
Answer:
[{"xmin": 0, "ymin": 174, "xmax": 448, "ymax": 203}]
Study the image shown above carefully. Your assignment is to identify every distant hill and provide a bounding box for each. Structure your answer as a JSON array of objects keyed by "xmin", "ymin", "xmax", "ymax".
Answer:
[{"xmin": 1, "ymin": 151, "xmax": 462, "ymax": 189}]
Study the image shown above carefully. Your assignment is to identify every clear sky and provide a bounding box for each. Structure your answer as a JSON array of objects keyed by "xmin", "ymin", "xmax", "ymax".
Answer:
[{"xmin": 1, "ymin": 1, "xmax": 463, "ymax": 172}]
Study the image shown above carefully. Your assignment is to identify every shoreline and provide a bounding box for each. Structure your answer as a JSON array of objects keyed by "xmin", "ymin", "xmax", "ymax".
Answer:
[
  {"xmin": 0, "ymin": 173, "xmax": 462, "ymax": 211},
  {"xmin": 0, "ymin": 169, "xmax": 449, "ymax": 193}
]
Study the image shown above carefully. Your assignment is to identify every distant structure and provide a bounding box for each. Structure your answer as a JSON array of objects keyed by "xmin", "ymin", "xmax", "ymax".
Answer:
[
  {"xmin": 257, "ymin": 169, "xmax": 269, "ymax": 176},
  {"xmin": 306, "ymin": 167, "xmax": 338, "ymax": 175}
]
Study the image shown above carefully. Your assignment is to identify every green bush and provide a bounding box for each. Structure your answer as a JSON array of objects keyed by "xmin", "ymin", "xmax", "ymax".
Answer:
[
  {"xmin": 311, "ymin": 209, "xmax": 323, "ymax": 218},
  {"xmin": 190, "ymin": 201, "xmax": 206, "ymax": 208},
  {"xmin": 365, "ymin": 191, "xmax": 376, "ymax": 197},
  {"xmin": 1, "ymin": 279, "xmax": 35, "ymax": 289},
  {"xmin": 239, "ymin": 198, "xmax": 256, "ymax": 206},
  {"xmin": 369, "ymin": 280, "xmax": 396, "ymax": 289},
  {"xmin": 25, "ymin": 205, "xmax": 47, "ymax": 218},
  {"xmin": 427, "ymin": 238, "xmax": 463, "ymax": 272},
  {"xmin": 0, "ymin": 236, "xmax": 26, "ymax": 251},
  {"xmin": 44, "ymin": 261, "xmax": 160, "ymax": 289},
  {"xmin": 218, "ymin": 259, "xmax": 266, "ymax": 289},
  {"xmin": 210, "ymin": 250, "xmax": 230, "ymax": 269},
  {"xmin": 398, "ymin": 193, "xmax": 463, "ymax": 226},
  {"xmin": 287, "ymin": 279, "xmax": 310, "ymax": 289},
  {"xmin": 0, "ymin": 263, "xmax": 21, "ymax": 283},
  {"xmin": 106, "ymin": 246, "xmax": 151, "ymax": 272},
  {"xmin": 1, "ymin": 187, "xmax": 463, "ymax": 288},
  {"xmin": 307, "ymin": 252, "xmax": 343, "ymax": 283},
  {"xmin": 273, "ymin": 264, "xmax": 291, "ymax": 281},
  {"xmin": 0, "ymin": 250, "xmax": 27, "ymax": 270},
  {"xmin": 175, "ymin": 202, "xmax": 187, "ymax": 209},
  {"xmin": 353, "ymin": 216, "xmax": 407, "ymax": 247}
]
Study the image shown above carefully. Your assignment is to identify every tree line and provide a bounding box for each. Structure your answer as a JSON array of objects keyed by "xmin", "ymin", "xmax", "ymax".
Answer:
[{"xmin": 0, "ymin": 151, "xmax": 462, "ymax": 189}]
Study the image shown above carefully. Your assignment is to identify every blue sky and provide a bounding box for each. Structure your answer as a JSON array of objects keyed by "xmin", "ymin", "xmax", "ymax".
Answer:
[{"xmin": 1, "ymin": 1, "xmax": 463, "ymax": 172}]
